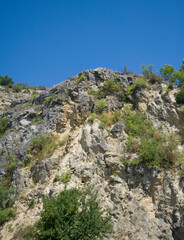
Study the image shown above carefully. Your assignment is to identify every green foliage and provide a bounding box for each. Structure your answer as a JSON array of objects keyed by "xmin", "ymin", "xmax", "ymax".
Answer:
[
  {"xmin": 0, "ymin": 117, "xmax": 9, "ymax": 138},
  {"xmin": 177, "ymin": 105, "xmax": 184, "ymax": 113},
  {"xmin": 176, "ymin": 86, "xmax": 184, "ymax": 104},
  {"xmin": 95, "ymin": 99, "xmax": 107, "ymax": 113},
  {"xmin": 12, "ymin": 83, "xmax": 23, "ymax": 92},
  {"xmin": 28, "ymin": 198, "xmax": 36, "ymax": 209},
  {"xmin": 118, "ymin": 92, "xmax": 126, "ymax": 101},
  {"xmin": 53, "ymin": 170, "xmax": 71, "ymax": 184},
  {"xmin": 76, "ymin": 73, "xmax": 85, "ymax": 83},
  {"xmin": 5, "ymin": 154, "xmax": 19, "ymax": 184},
  {"xmin": 130, "ymin": 159, "xmax": 139, "ymax": 166},
  {"xmin": 97, "ymin": 110, "xmax": 121, "ymax": 129},
  {"xmin": 93, "ymin": 78, "xmax": 124, "ymax": 99},
  {"xmin": 0, "ymin": 208, "xmax": 16, "ymax": 226},
  {"xmin": 59, "ymin": 136, "xmax": 68, "ymax": 147},
  {"xmin": 31, "ymin": 92, "xmax": 38, "ymax": 102},
  {"xmin": 180, "ymin": 167, "xmax": 184, "ymax": 178},
  {"xmin": 160, "ymin": 64, "xmax": 176, "ymax": 84},
  {"xmin": 88, "ymin": 113, "xmax": 97, "ymax": 122},
  {"xmin": 23, "ymin": 102, "xmax": 31, "ymax": 107},
  {"xmin": 124, "ymin": 109, "xmax": 154, "ymax": 136},
  {"xmin": 27, "ymin": 134, "xmax": 58, "ymax": 162},
  {"xmin": 0, "ymin": 184, "xmax": 16, "ymax": 226},
  {"xmin": 0, "ymin": 75, "xmax": 14, "ymax": 86},
  {"xmin": 120, "ymin": 158, "xmax": 129, "ymax": 169},
  {"xmin": 173, "ymin": 70, "xmax": 184, "ymax": 86},
  {"xmin": 35, "ymin": 187, "xmax": 112, "ymax": 240},
  {"xmin": 61, "ymin": 170, "xmax": 71, "ymax": 183},
  {"xmin": 53, "ymin": 175, "xmax": 61, "ymax": 183},
  {"xmin": 127, "ymin": 78, "xmax": 148, "ymax": 95},
  {"xmin": 43, "ymin": 94, "xmax": 58, "ymax": 105},
  {"xmin": 141, "ymin": 64, "xmax": 161, "ymax": 83},
  {"xmin": 11, "ymin": 83, "xmax": 30, "ymax": 92},
  {"xmin": 124, "ymin": 108, "xmax": 180, "ymax": 167},
  {"xmin": 31, "ymin": 115, "xmax": 43, "ymax": 125},
  {"xmin": 59, "ymin": 140, "xmax": 66, "ymax": 146}
]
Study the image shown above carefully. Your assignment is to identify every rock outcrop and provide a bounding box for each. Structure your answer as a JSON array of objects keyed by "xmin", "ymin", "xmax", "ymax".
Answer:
[{"xmin": 0, "ymin": 68, "xmax": 184, "ymax": 240}]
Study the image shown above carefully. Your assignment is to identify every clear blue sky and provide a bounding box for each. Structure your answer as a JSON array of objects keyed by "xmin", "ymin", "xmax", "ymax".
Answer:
[{"xmin": 0, "ymin": 0, "xmax": 184, "ymax": 87}]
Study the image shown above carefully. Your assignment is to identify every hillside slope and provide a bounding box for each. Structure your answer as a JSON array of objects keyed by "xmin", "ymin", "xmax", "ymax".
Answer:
[{"xmin": 0, "ymin": 68, "xmax": 184, "ymax": 240}]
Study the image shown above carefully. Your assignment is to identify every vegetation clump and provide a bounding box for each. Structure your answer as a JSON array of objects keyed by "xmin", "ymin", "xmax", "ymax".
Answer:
[
  {"xmin": 141, "ymin": 64, "xmax": 162, "ymax": 83},
  {"xmin": 99, "ymin": 110, "xmax": 121, "ymax": 128},
  {"xmin": 76, "ymin": 73, "xmax": 85, "ymax": 83},
  {"xmin": 176, "ymin": 86, "xmax": 184, "ymax": 104},
  {"xmin": 127, "ymin": 78, "xmax": 148, "ymax": 95},
  {"xmin": 43, "ymin": 94, "xmax": 58, "ymax": 105},
  {"xmin": 89, "ymin": 78, "xmax": 125, "ymax": 99},
  {"xmin": 0, "ymin": 117, "xmax": 10, "ymax": 138},
  {"xmin": 35, "ymin": 186, "xmax": 112, "ymax": 240},
  {"xmin": 124, "ymin": 106, "xmax": 182, "ymax": 168},
  {"xmin": 31, "ymin": 115, "xmax": 43, "ymax": 125},
  {"xmin": 26, "ymin": 134, "xmax": 58, "ymax": 163},
  {"xmin": 0, "ymin": 75, "xmax": 14, "ymax": 86},
  {"xmin": 88, "ymin": 113, "xmax": 97, "ymax": 122},
  {"xmin": 0, "ymin": 184, "xmax": 16, "ymax": 226},
  {"xmin": 95, "ymin": 99, "xmax": 107, "ymax": 113},
  {"xmin": 54, "ymin": 170, "xmax": 71, "ymax": 184}
]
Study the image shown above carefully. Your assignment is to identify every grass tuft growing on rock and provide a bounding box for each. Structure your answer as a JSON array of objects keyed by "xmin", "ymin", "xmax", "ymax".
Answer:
[
  {"xmin": 0, "ymin": 117, "xmax": 10, "ymax": 138},
  {"xmin": 26, "ymin": 134, "xmax": 58, "ymax": 163},
  {"xmin": 124, "ymin": 107, "xmax": 183, "ymax": 168}
]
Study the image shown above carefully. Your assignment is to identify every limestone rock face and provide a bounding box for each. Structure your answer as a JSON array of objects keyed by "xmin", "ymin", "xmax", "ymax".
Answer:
[{"xmin": 0, "ymin": 68, "xmax": 184, "ymax": 240}]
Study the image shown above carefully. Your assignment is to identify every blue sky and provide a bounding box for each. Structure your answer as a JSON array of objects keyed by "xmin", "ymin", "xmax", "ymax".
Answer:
[{"xmin": 0, "ymin": 0, "xmax": 184, "ymax": 87}]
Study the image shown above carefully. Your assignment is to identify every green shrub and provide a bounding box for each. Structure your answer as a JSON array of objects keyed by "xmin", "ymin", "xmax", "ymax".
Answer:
[
  {"xmin": 61, "ymin": 170, "xmax": 71, "ymax": 183},
  {"xmin": 124, "ymin": 108, "xmax": 180, "ymax": 168},
  {"xmin": 178, "ymin": 105, "xmax": 184, "ymax": 113},
  {"xmin": 12, "ymin": 83, "xmax": 23, "ymax": 92},
  {"xmin": 53, "ymin": 175, "xmax": 60, "ymax": 183},
  {"xmin": 28, "ymin": 198, "xmax": 36, "ymax": 209},
  {"xmin": 59, "ymin": 136, "xmax": 68, "ymax": 147},
  {"xmin": 88, "ymin": 113, "xmax": 96, "ymax": 122},
  {"xmin": 76, "ymin": 73, "xmax": 85, "ymax": 83},
  {"xmin": 59, "ymin": 140, "xmax": 66, "ymax": 146},
  {"xmin": 31, "ymin": 92, "xmax": 38, "ymax": 102},
  {"xmin": 141, "ymin": 64, "xmax": 161, "ymax": 83},
  {"xmin": 27, "ymin": 134, "xmax": 58, "ymax": 162},
  {"xmin": 120, "ymin": 158, "xmax": 129, "ymax": 169},
  {"xmin": 176, "ymin": 86, "xmax": 184, "ymax": 104},
  {"xmin": 95, "ymin": 99, "xmax": 107, "ymax": 113},
  {"xmin": 124, "ymin": 109, "xmax": 154, "ymax": 137},
  {"xmin": 92, "ymin": 78, "xmax": 124, "ymax": 99},
  {"xmin": 118, "ymin": 92, "xmax": 126, "ymax": 101},
  {"xmin": 0, "ymin": 184, "xmax": 16, "ymax": 226},
  {"xmin": 97, "ymin": 111, "xmax": 121, "ymax": 129},
  {"xmin": 0, "ymin": 75, "xmax": 14, "ymax": 86},
  {"xmin": 160, "ymin": 64, "xmax": 176, "ymax": 84},
  {"xmin": 35, "ymin": 187, "xmax": 112, "ymax": 240},
  {"xmin": 0, "ymin": 207, "xmax": 16, "ymax": 226},
  {"xmin": 31, "ymin": 115, "xmax": 43, "ymax": 125},
  {"xmin": 43, "ymin": 94, "xmax": 58, "ymax": 105},
  {"xmin": 24, "ymin": 102, "xmax": 31, "ymax": 107},
  {"xmin": 0, "ymin": 117, "xmax": 9, "ymax": 138},
  {"xmin": 127, "ymin": 78, "xmax": 148, "ymax": 95},
  {"xmin": 130, "ymin": 159, "xmax": 139, "ymax": 166}
]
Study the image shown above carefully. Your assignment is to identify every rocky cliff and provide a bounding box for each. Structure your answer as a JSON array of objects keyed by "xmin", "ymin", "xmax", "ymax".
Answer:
[{"xmin": 0, "ymin": 68, "xmax": 184, "ymax": 240}]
